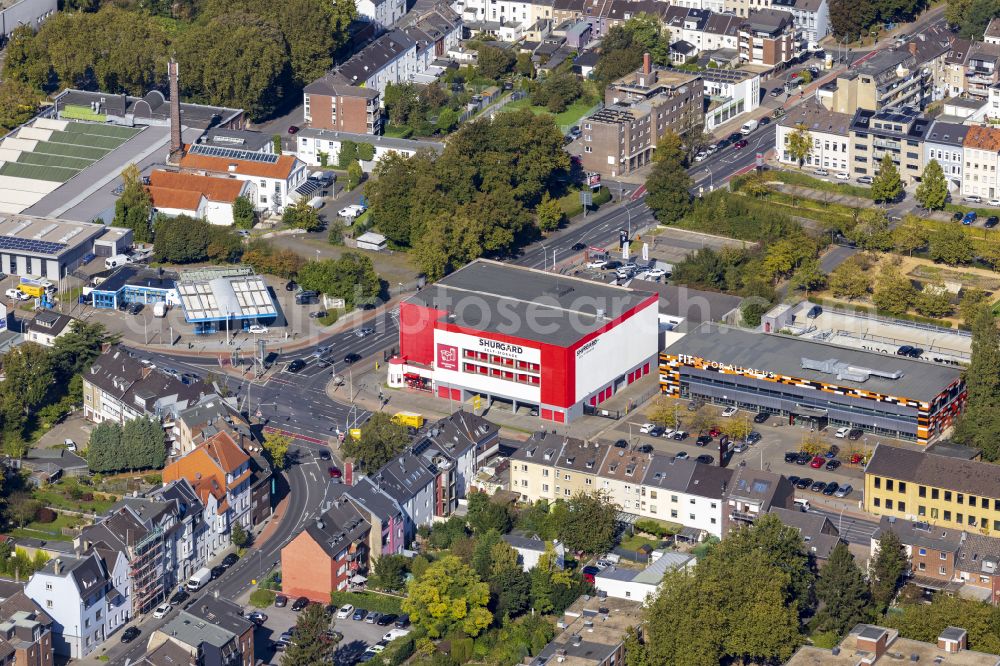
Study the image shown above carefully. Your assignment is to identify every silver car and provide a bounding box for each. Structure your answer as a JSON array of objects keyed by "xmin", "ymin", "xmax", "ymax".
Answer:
[{"xmin": 834, "ymin": 484, "xmax": 853, "ymax": 498}]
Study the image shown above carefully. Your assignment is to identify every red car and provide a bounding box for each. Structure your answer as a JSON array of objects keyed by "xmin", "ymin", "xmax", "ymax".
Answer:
[
  {"xmin": 708, "ymin": 427, "xmax": 721, "ymax": 438},
  {"xmin": 328, "ymin": 466, "xmax": 342, "ymax": 479},
  {"xmin": 733, "ymin": 139, "xmax": 749, "ymax": 150},
  {"xmin": 809, "ymin": 456, "xmax": 824, "ymax": 469},
  {"xmin": 850, "ymin": 453, "xmax": 863, "ymax": 464},
  {"xmin": 287, "ymin": 125, "xmax": 300, "ymax": 134}
]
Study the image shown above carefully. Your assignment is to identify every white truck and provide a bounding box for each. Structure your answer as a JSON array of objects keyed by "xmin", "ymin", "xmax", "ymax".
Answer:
[
  {"xmin": 187, "ymin": 567, "xmax": 212, "ymax": 591},
  {"xmin": 739, "ymin": 119, "xmax": 759, "ymax": 135},
  {"xmin": 105, "ymin": 254, "xmax": 131, "ymax": 270},
  {"xmin": 153, "ymin": 302, "xmax": 167, "ymax": 318}
]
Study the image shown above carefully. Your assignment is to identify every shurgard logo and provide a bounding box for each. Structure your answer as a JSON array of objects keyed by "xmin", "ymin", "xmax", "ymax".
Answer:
[{"xmin": 437, "ymin": 344, "xmax": 459, "ymax": 371}]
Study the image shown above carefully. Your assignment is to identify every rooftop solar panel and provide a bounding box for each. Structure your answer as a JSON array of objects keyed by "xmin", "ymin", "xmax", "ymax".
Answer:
[
  {"xmin": 189, "ymin": 144, "xmax": 279, "ymax": 164},
  {"xmin": 0, "ymin": 235, "xmax": 67, "ymax": 255}
]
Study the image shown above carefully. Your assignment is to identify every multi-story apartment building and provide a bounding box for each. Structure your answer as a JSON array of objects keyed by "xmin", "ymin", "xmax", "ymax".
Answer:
[
  {"xmin": 344, "ymin": 477, "xmax": 406, "ymax": 560},
  {"xmin": 148, "ymin": 598, "xmax": 254, "ymax": 666},
  {"xmin": 509, "ymin": 435, "xmax": 609, "ymax": 502},
  {"xmin": 663, "ymin": 7, "xmax": 742, "ymax": 53},
  {"xmin": 738, "ymin": 9, "xmax": 797, "ymax": 67},
  {"xmin": 24, "ymin": 554, "xmax": 113, "ymax": 658},
  {"xmin": 923, "ymin": 121, "xmax": 969, "ymax": 193},
  {"xmin": 162, "ymin": 431, "xmax": 254, "ymax": 558},
  {"xmin": 580, "ymin": 57, "xmax": 703, "ymax": 177},
  {"xmin": 864, "ymin": 445, "xmax": 1000, "ymax": 536},
  {"xmin": 303, "ymin": 75, "xmax": 382, "ymax": 135},
  {"xmin": 771, "ymin": 0, "xmax": 829, "ymax": 48},
  {"xmin": 702, "ymin": 69, "xmax": 760, "ymax": 130},
  {"xmin": 965, "ymin": 43, "xmax": 1000, "ymax": 99},
  {"xmin": 597, "ymin": 447, "xmax": 650, "ymax": 516},
  {"xmin": 82, "ymin": 346, "xmax": 212, "ymax": 434},
  {"xmin": 962, "ymin": 124, "xmax": 1000, "ymax": 199},
  {"xmin": 333, "ymin": 29, "xmax": 418, "ymax": 97},
  {"xmin": 849, "ymin": 107, "xmax": 931, "ymax": 184},
  {"xmin": 776, "ymin": 99, "xmax": 852, "ymax": 172},
  {"xmin": 872, "ymin": 516, "xmax": 1000, "ymax": 604},
  {"xmin": 832, "ymin": 50, "xmax": 929, "ymax": 113},
  {"xmin": 725, "ymin": 464, "xmax": 796, "ymax": 532},
  {"xmin": 148, "ymin": 479, "xmax": 208, "ymax": 584},
  {"xmin": 0, "ymin": 592, "xmax": 54, "ymax": 666},
  {"xmin": 640, "ymin": 455, "xmax": 732, "ymax": 538}
]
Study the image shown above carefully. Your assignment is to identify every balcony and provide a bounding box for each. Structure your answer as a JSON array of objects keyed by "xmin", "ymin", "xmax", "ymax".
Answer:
[{"xmin": 730, "ymin": 510, "xmax": 758, "ymax": 523}]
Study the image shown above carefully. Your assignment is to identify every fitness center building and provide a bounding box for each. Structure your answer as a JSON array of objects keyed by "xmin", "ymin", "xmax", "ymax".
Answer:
[
  {"xmin": 660, "ymin": 323, "xmax": 966, "ymax": 444},
  {"xmin": 391, "ymin": 259, "xmax": 659, "ymax": 423}
]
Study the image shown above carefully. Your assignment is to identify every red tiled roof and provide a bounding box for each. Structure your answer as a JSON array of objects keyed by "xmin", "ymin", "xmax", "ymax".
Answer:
[
  {"xmin": 148, "ymin": 170, "xmax": 247, "ymax": 203},
  {"xmin": 178, "ymin": 149, "xmax": 298, "ymax": 180}
]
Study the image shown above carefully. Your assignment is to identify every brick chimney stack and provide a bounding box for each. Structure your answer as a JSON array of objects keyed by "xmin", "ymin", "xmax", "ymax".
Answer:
[
  {"xmin": 643, "ymin": 52, "xmax": 651, "ymax": 74},
  {"xmin": 167, "ymin": 60, "xmax": 184, "ymax": 165}
]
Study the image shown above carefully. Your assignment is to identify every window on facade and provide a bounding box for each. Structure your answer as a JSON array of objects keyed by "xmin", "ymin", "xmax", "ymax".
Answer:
[
  {"xmin": 957, "ymin": 513, "xmax": 964, "ymax": 523},
  {"xmin": 886, "ymin": 499, "xmax": 893, "ymax": 510},
  {"xmin": 898, "ymin": 482, "xmax": 906, "ymax": 493},
  {"xmin": 919, "ymin": 486, "xmax": 926, "ymax": 498},
  {"xmin": 886, "ymin": 479, "xmax": 894, "ymax": 491},
  {"xmin": 898, "ymin": 502, "xmax": 905, "ymax": 512},
  {"xmin": 944, "ymin": 491, "xmax": 952, "ymax": 502},
  {"xmin": 671, "ymin": 510, "xmax": 678, "ymax": 518},
  {"xmin": 874, "ymin": 477, "xmax": 881, "ymax": 489},
  {"xmin": 918, "ymin": 505, "xmax": 926, "ymax": 517},
  {"xmin": 919, "ymin": 548, "xmax": 926, "ymax": 555}
]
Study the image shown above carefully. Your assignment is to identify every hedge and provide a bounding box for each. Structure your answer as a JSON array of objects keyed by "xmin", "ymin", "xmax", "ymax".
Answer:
[
  {"xmin": 330, "ymin": 590, "xmax": 404, "ymax": 615},
  {"xmin": 806, "ymin": 296, "xmax": 955, "ymax": 329},
  {"xmin": 634, "ymin": 518, "xmax": 682, "ymax": 538},
  {"xmin": 249, "ymin": 589, "xmax": 276, "ymax": 608}
]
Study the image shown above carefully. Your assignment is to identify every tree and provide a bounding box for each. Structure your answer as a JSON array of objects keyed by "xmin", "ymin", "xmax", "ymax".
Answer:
[
  {"xmin": 88, "ymin": 421, "xmax": 124, "ymax": 473},
  {"xmin": 556, "ymin": 491, "xmax": 617, "ymax": 555},
  {"xmin": 231, "ymin": 521, "xmax": 250, "ymax": 549},
  {"xmin": 281, "ymin": 602, "xmax": 338, "ymax": 665},
  {"xmin": 814, "ymin": 542, "xmax": 871, "ymax": 635},
  {"xmin": 847, "ymin": 209, "xmax": 893, "ymax": 251},
  {"xmin": 233, "ymin": 196, "xmax": 255, "ymax": 230},
  {"xmin": 370, "ymin": 554, "xmax": 408, "ymax": 591},
  {"xmin": 7, "ymin": 492, "xmax": 41, "ymax": 528},
  {"xmin": 828, "ymin": 257, "xmax": 872, "ymax": 300},
  {"xmin": 915, "ymin": 159, "xmax": 948, "ymax": 210},
  {"xmin": 786, "ymin": 125, "xmax": 813, "ymax": 167},
  {"xmin": 346, "ymin": 161, "xmax": 363, "ymax": 190},
  {"xmin": 467, "ymin": 491, "xmax": 513, "ymax": 535},
  {"xmin": 0, "ymin": 79, "xmax": 43, "ymax": 132},
  {"xmin": 402, "ymin": 555, "xmax": 492, "ymax": 638},
  {"xmin": 762, "ymin": 237, "xmax": 817, "ymax": 281},
  {"xmin": 282, "ymin": 200, "xmax": 322, "ymax": 231},
  {"xmin": 647, "ymin": 396, "xmax": 679, "ymax": 427},
  {"xmin": 928, "ymin": 224, "xmax": 974, "ymax": 265},
  {"xmin": 953, "ymin": 305, "xmax": 1000, "ymax": 460},
  {"xmin": 2, "ymin": 25, "xmax": 49, "ymax": 91},
  {"xmin": 50, "ymin": 321, "xmax": 114, "ymax": 379},
  {"xmin": 536, "ymin": 193, "xmax": 564, "ymax": 232},
  {"xmin": 790, "ymin": 258, "xmax": 827, "ymax": 293},
  {"xmin": 871, "ymin": 154, "xmax": 903, "ymax": 203},
  {"xmin": 885, "ymin": 596, "xmax": 1000, "ymax": 654},
  {"xmin": 491, "ymin": 565, "xmax": 532, "ymax": 619},
  {"xmin": 871, "ymin": 529, "xmax": 907, "ymax": 614},
  {"xmin": 914, "ymin": 281, "xmax": 953, "ymax": 318},
  {"xmin": 114, "ymin": 164, "xmax": 153, "ymax": 243},
  {"xmin": 892, "ymin": 216, "xmax": 929, "ymax": 256},
  {"xmin": 296, "ymin": 253, "xmax": 381, "ymax": 309},
  {"xmin": 720, "ymin": 418, "xmax": 753, "ymax": 441},
  {"xmin": 122, "ymin": 416, "xmax": 166, "ymax": 470},
  {"xmin": 872, "ymin": 265, "xmax": 915, "ymax": 315},
  {"xmin": 647, "ymin": 132, "xmax": 693, "ymax": 223},
  {"xmin": 342, "ymin": 412, "xmax": 409, "ymax": 472},
  {"xmin": 958, "ymin": 288, "xmax": 990, "ymax": 328},
  {"xmin": 477, "ymin": 45, "xmax": 515, "ymax": 81},
  {"xmin": 0, "ymin": 342, "xmax": 52, "ymax": 436},
  {"xmin": 263, "ymin": 432, "xmax": 290, "ymax": 469}
]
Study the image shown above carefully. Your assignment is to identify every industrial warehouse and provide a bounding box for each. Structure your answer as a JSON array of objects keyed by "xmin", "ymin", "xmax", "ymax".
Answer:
[
  {"xmin": 391, "ymin": 259, "xmax": 659, "ymax": 423},
  {"xmin": 660, "ymin": 323, "xmax": 966, "ymax": 444}
]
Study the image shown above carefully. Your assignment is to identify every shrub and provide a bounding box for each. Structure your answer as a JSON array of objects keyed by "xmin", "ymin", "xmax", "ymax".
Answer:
[
  {"xmin": 249, "ymin": 589, "xmax": 276, "ymax": 608},
  {"xmin": 143, "ymin": 473, "xmax": 162, "ymax": 485},
  {"xmin": 34, "ymin": 507, "xmax": 57, "ymax": 524},
  {"xmin": 80, "ymin": 492, "xmax": 94, "ymax": 501},
  {"xmin": 452, "ymin": 637, "xmax": 474, "ymax": 663},
  {"xmin": 329, "ymin": 591, "xmax": 404, "ymax": 615},
  {"xmin": 374, "ymin": 632, "xmax": 418, "ymax": 666},
  {"xmin": 634, "ymin": 518, "xmax": 681, "ymax": 538}
]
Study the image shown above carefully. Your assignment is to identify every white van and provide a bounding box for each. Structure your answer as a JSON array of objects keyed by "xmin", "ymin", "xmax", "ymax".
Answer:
[
  {"xmin": 793, "ymin": 498, "xmax": 811, "ymax": 512},
  {"xmin": 740, "ymin": 119, "xmax": 759, "ymax": 135},
  {"xmin": 382, "ymin": 628, "xmax": 411, "ymax": 642},
  {"xmin": 105, "ymin": 254, "xmax": 131, "ymax": 270}
]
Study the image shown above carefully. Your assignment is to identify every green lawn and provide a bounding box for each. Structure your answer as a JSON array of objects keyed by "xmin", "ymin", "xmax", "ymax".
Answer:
[
  {"xmin": 504, "ymin": 98, "xmax": 596, "ymax": 131},
  {"xmin": 383, "ymin": 125, "xmax": 414, "ymax": 139},
  {"xmin": 9, "ymin": 512, "xmax": 81, "ymax": 542},
  {"xmin": 619, "ymin": 533, "xmax": 665, "ymax": 552},
  {"xmin": 33, "ymin": 486, "xmax": 116, "ymax": 515}
]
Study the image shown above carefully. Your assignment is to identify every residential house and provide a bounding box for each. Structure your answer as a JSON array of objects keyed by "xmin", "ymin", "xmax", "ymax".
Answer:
[
  {"xmin": 639, "ymin": 455, "xmax": 729, "ymax": 538},
  {"xmin": 82, "ymin": 345, "xmax": 212, "ymax": 438},
  {"xmin": 673, "ymin": 0, "xmax": 726, "ymax": 13},
  {"xmin": 769, "ymin": 506, "xmax": 842, "ymax": 564},
  {"xmin": 356, "ymin": 0, "xmax": 406, "ymax": 28},
  {"xmin": 964, "ymin": 43, "xmax": 1000, "ymax": 99},
  {"xmin": 849, "ymin": 107, "xmax": 932, "ymax": 184},
  {"xmin": 942, "ymin": 38, "xmax": 974, "ymax": 98},
  {"xmin": 986, "ymin": 18, "xmax": 1000, "ymax": 45},
  {"xmin": 177, "ymin": 147, "xmax": 307, "ymax": 215},
  {"xmin": 596, "ymin": 447, "xmax": 648, "ymax": 515},
  {"xmin": 0, "ymin": 592, "xmax": 54, "ymax": 666},
  {"xmin": 771, "ymin": 0, "xmax": 830, "ymax": 49},
  {"xmin": 528, "ymin": 595, "xmax": 643, "ymax": 666},
  {"xmin": 24, "ymin": 312, "xmax": 74, "ymax": 347},
  {"xmin": 581, "ymin": 57, "xmax": 703, "ymax": 177},
  {"xmin": 281, "ymin": 490, "xmax": 372, "ymax": 601},
  {"xmin": 831, "ymin": 50, "xmax": 929, "ymax": 113},
  {"xmin": 923, "ymin": 120, "xmax": 969, "ymax": 193},
  {"xmin": 372, "ymin": 452, "xmax": 436, "ymax": 541},
  {"xmin": 136, "ymin": 640, "xmax": 196, "ymax": 666},
  {"xmin": 775, "ymin": 98, "xmax": 852, "ymax": 172},
  {"xmin": 147, "ymin": 597, "xmax": 254, "ymax": 666},
  {"xmin": 864, "ymin": 444, "xmax": 1000, "ymax": 536},
  {"xmin": 787, "ymin": 624, "xmax": 1000, "ymax": 665},
  {"xmin": 724, "ymin": 463, "xmax": 795, "ymax": 531},
  {"xmin": 294, "ymin": 129, "xmax": 443, "ymax": 168},
  {"xmin": 738, "ymin": 9, "xmax": 797, "ymax": 68},
  {"xmin": 907, "ymin": 25, "xmax": 961, "ymax": 103},
  {"xmin": 147, "ymin": 479, "xmax": 208, "ymax": 584},
  {"xmin": 173, "ymin": 398, "xmax": 253, "ymax": 458},
  {"xmin": 146, "ymin": 171, "xmax": 253, "ymax": 226},
  {"xmin": 594, "ymin": 550, "xmax": 695, "ymax": 601},
  {"xmin": 344, "ymin": 477, "xmax": 406, "ymax": 560},
  {"xmin": 303, "ymin": 75, "xmax": 382, "ymax": 135},
  {"xmin": 401, "ymin": 5, "xmax": 463, "ymax": 78},
  {"xmin": 24, "ymin": 554, "xmax": 113, "ymax": 658},
  {"xmin": 502, "ymin": 534, "xmax": 565, "ymax": 572},
  {"xmin": 663, "ymin": 7, "xmax": 742, "ymax": 56},
  {"xmin": 162, "ymin": 431, "xmax": 254, "ymax": 559},
  {"xmin": 547, "ymin": 0, "xmax": 669, "ymax": 39},
  {"xmin": 333, "ymin": 30, "xmax": 418, "ymax": 99},
  {"xmin": 962, "ymin": 124, "xmax": 1000, "ymax": 199},
  {"xmin": 701, "ymin": 69, "xmax": 760, "ymax": 131}
]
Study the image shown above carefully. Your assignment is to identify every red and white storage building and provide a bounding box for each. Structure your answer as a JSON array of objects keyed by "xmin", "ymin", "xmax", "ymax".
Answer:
[{"xmin": 388, "ymin": 260, "xmax": 659, "ymax": 423}]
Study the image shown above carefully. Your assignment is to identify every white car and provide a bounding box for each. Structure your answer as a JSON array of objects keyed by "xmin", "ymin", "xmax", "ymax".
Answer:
[
  {"xmin": 965, "ymin": 195, "xmax": 983, "ymax": 204},
  {"xmin": 248, "ymin": 325, "xmax": 268, "ymax": 334},
  {"xmin": 152, "ymin": 603, "xmax": 172, "ymax": 619},
  {"xmin": 694, "ymin": 151, "xmax": 708, "ymax": 162},
  {"xmin": 586, "ymin": 260, "xmax": 608, "ymax": 269},
  {"xmin": 64, "ymin": 439, "xmax": 77, "ymax": 452},
  {"xmin": 646, "ymin": 268, "xmax": 667, "ymax": 279},
  {"xmin": 813, "ymin": 169, "xmax": 829, "ymax": 177},
  {"xmin": 4, "ymin": 288, "xmax": 28, "ymax": 301},
  {"xmin": 721, "ymin": 406, "xmax": 738, "ymax": 417},
  {"xmin": 338, "ymin": 204, "xmax": 366, "ymax": 219},
  {"xmin": 638, "ymin": 423, "xmax": 655, "ymax": 434},
  {"xmin": 835, "ymin": 172, "xmax": 849, "ymax": 180},
  {"xmin": 989, "ymin": 199, "xmax": 1000, "ymax": 207},
  {"xmin": 336, "ymin": 604, "xmax": 354, "ymax": 620},
  {"xmin": 834, "ymin": 426, "xmax": 850, "ymax": 438}
]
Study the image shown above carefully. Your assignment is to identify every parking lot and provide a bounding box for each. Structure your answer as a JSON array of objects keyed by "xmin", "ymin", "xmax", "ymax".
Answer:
[
  {"xmin": 602, "ymin": 400, "xmax": 883, "ymax": 512},
  {"xmin": 254, "ymin": 600, "xmax": 395, "ymax": 665}
]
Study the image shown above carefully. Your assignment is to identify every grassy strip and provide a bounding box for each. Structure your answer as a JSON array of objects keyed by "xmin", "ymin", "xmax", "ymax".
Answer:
[
  {"xmin": 330, "ymin": 590, "xmax": 405, "ymax": 615},
  {"xmin": 764, "ymin": 170, "xmax": 874, "ymax": 199},
  {"xmin": 944, "ymin": 202, "xmax": 1000, "ymax": 219}
]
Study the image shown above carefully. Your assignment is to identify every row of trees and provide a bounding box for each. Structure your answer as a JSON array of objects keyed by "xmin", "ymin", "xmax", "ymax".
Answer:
[
  {"xmin": 297, "ymin": 252, "xmax": 382, "ymax": 310},
  {"xmin": 2, "ymin": 0, "xmax": 355, "ymax": 124},
  {"xmin": 945, "ymin": 0, "xmax": 1000, "ymax": 39},
  {"xmin": 630, "ymin": 516, "xmax": 909, "ymax": 665},
  {"xmin": 829, "ymin": 0, "xmax": 928, "ymax": 41},
  {"xmin": 364, "ymin": 109, "xmax": 571, "ymax": 279},
  {"xmin": 953, "ymin": 302, "xmax": 1000, "ymax": 461},
  {"xmin": 87, "ymin": 417, "xmax": 167, "ymax": 473},
  {"xmin": 594, "ymin": 14, "xmax": 672, "ymax": 91}
]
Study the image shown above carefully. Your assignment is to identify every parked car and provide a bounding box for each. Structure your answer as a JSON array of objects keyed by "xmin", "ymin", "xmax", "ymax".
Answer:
[
  {"xmin": 796, "ymin": 452, "xmax": 812, "ymax": 465},
  {"xmin": 822, "ymin": 483, "xmax": 840, "ymax": 497},
  {"xmin": 153, "ymin": 603, "xmax": 172, "ymax": 619},
  {"xmin": 810, "ymin": 480, "xmax": 827, "ymax": 493},
  {"xmin": 826, "ymin": 445, "xmax": 840, "ymax": 459},
  {"xmin": 353, "ymin": 608, "xmax": 369, "ymax": 621},
  {"xmin": 834, "ymin": 484, "xmax": 853, "ymax": 498},
  {"xmin": 571, "ymin": 242, "xmax": 587, "ymax": 251},
  {"xmin": 987, "ymin": 216, "xmax": 999, "ymax": 229},
  {"xmin": 309, "ymin": 310, "xmax": 328, "ymax": 319},
  {"xmin": 708, "ymin": 427, "xmax": 721, "ymax": 438},
  {"xmin": 248, "ymin": 325, "xmax": 268, "ymax": 334},
  {"xmin": 795, "ymin": 477, "xmax": 812, "ymax": 489},
  {"xmin": 746, "ymin": 431, "xmax": 762, "ymax": 444},
  {"xmin": 965, "ymin": 195, "xmax": 983, "ymax": 204},
  {"xmin": 274, "ymin": 594, "xmax": 288, "ymax": 607},
  {"xmin": 989, "ymin": 199, "xmax": 1000, "ymax": 207},
  {"xmin": 169, "ymin": 589, "xmax": 189, "ymax": 605},
  {"xmin": 675, "ymin": 451, "xmax": 690, "ymax": 460},
  {"xmin": 733, "ymin": 441, "xmax": 748, "ymax": 453},
  {"xmin": 366, "ymin": 612, "xmax": 382, "ymax": 624},
  {"xmin": 784, "ymin": 451, "xmax": 799, "ymax": 463},
  {"xmin": 120, "ymin": 627, "xmax": 141, "ymax": 644},
  {"xmin": 247, "ymin": 611, "xmax": 268, "ymax": 625},
  {"xmin": 221, "ymin": 553, "xmax": 239, "ymax": 568},
  {"xmin": 648, "ymin": 426, "xmax": 665, "ymax": 438},
  {"xmin": 770, "ymin": 87, "xmax": 783, "ymax": 97},
  {"xmin": 809, "ymin": 456, "xmax": 824, "ymax": 469},
  {"xmin": 613, "ymin": 439, "xmax": 628, "ymax": 448},
  {"xmin": 813, "ymin": 169, "xmax": 830, "ymax": 177},
  {"xmin": 377, "ymin": 614, "xmax": 397, "ymax": 626},
  {"xmin": 292, "ymin": 596, "xmax": 310, "ymax": 612},
  {"xmin": 639, "ymin": 423, "xmax": 655, "ymax": 434},
  {"xmin": 848, "ymin": 428, "xmax": 864, "ymax": 440},
  {"xmin": 836, "ymin": 172, "xmax": 850, "ymax": 180},
  {"xmin": 953, "ymin": 211, "xmax": 965, "ymax": 222},
  {"xmin": 835, "ymin": 426, "xmax": 850, "ymax": 438},
  {"xmin": 963, "ymin": 211, "xmax": 978, "ymax": 225},
  {"xmin": 343, "ymin": 352, "xmax": 362, "ymax": 364},
  {"xmin": 287, "ymin": 125, "xmax": 300, "ymax": 134},
  {"xmin": 825, "ymin": 459, "xmax": 841, "ymax": 471},
  {"xmin": 285, "ymin": 281, "xmax": 297, "ymax": 291},
  {"xmin": 857, "ymin": 175, "xmax": 874, "ymax": 184},
  {"xmin": 694, "ymin": 151, "xmax": 708, "ymax": 162},
  {"xmin": 395, "ymin": 614, "xmax": 410, "ymax": 628},
  {"xmin": 788, "ymin": 476, "xmax": 800, "ymax": 487},
  {"xmin": 586, "ymin": 260, "xmax": 608, "ymax": 269},
  {"xmin": 896, "ymin": 345, "xmax": 923, "ymax": 358},
  {"xmin": 328, "ymin": 466, "xmax": 342, "ymax": 479},
  {"xmin": 672, "ymin": 431, "xmax": 688, "ymax": 441},
  {"xmin": 696, "ymin": 434, "xmax": 712, "ymax": 447},
  {"xmin": 721, "ymin": 406, "xmax": 738, "ymax": 417},
  {"xmin": 637, "ymin": 444, "xmax": 654, "ymax": 454},
  {"xmin": 753, "ymin": 412, "xmax": 770, "ymax": 424},
  {"xmin": 733, "ymin": 139, "xmax": 749, "ymax": 150},
  {"xmin": 127, "ymin": 302, "xmax": 143, "ymax": 315},
  {"xmin": 210, "ymin": 565, "xmax": 225, "ymax": 579},
  {"xmin": 696, "ymin": 454, "xmax": 714, "ymax": 464},
  {"xmin": 336, "ymin": 605, "xmax": 354, "ymax": 619}
]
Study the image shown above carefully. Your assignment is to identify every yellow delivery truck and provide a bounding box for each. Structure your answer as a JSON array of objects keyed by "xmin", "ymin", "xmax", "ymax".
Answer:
[{"xmin": 392, "ymin": 412, "xmax": 424, "ymax": 429}]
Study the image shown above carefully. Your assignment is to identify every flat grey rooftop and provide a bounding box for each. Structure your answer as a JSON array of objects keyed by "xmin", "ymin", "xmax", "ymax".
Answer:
[
  {"xmin": 407, "ymin": 259, "xmax": 656, "ymax": 345},
  {"xmin": 664, "ymin": 323, "xmax": 961, "ymax": 401}
]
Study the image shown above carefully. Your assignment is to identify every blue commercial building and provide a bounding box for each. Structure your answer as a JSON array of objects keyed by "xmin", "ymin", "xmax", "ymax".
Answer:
[
  {"xmin": 89, "ymin": 267, "xmax": 177, "ymax": 310},
  {"xmin": 175, "ymin": 266, "xmax": 278, "ymax": 334}
]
